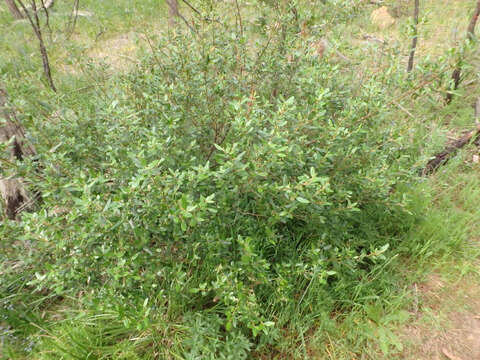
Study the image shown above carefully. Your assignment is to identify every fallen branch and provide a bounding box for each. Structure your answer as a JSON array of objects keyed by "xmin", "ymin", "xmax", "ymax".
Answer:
[
  {"xmin": 362, "ymin": 33, "xmax": 386, "ymax": 45},
  {"xmin": 421, "ymin": 123, "xmax": 480, "ymax": 175}
]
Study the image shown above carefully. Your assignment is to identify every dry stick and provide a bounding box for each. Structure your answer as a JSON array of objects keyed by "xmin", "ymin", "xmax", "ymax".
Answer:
[
  {"xmin": 446, "ymin": 0, "xmax": 480, "ymax": 104},
  {"xmin": 16, "ymin": 0, "xmax": 56, "ymax": 92},
  {"xmin": 407, "ymin": 0, "xmax": 419, "ymax": 72},
  {"xmin": 421, "ymin": 123, "xmax": 480, "ymax": 175},
  {"xmin": 67, "ymin": 0, "xmax": 80, "ymax": 39}
]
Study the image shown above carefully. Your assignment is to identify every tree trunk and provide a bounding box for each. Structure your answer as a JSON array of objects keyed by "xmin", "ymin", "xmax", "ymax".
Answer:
[
  {"xmin": 5, "ymin": 0, "xmax": 25, "ymax": 19},
  {"xmin": 167, "ymin": 0, "xmax": 179, "ymax": 27},
  {"xmin": 16, "ymin": 0, "xmax": 56, "ymax": 92},
  {"xmin": 0, "ymin": 88, "xmax": 38, "ymax": 220},
  {"xmin": 467, "ymin": 0, "xmax": 480, "ymax": 40}
]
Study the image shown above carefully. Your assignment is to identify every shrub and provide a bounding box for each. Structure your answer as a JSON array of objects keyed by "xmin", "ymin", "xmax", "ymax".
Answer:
[{"xmin": 1, "ymin": 5, "xmax": 418, "ymax": 358}]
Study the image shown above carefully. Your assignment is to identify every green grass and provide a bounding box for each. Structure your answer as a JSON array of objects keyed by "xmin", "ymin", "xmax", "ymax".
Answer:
[{"xmin": 2, "ymin": 1, "xmax": 480, "ymax": 359}]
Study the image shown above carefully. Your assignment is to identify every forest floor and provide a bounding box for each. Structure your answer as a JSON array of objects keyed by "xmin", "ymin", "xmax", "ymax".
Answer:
[{"xmin": 399, "ymin": 272, "xmax": 480, "ymax": 360}]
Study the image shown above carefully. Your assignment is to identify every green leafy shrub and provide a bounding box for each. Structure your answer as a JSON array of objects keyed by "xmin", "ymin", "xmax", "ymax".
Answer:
[{"xmin": 1, "ymin": 4, "xmax": 419, "ymax": 358}]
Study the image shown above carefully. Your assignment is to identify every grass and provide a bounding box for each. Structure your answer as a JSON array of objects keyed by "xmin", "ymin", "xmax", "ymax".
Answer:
[{"xmin": 1, "ymin": 0, "xmax": 480, "ymax": 359}]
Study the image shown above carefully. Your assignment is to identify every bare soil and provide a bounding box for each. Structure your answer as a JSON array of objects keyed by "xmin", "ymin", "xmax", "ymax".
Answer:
[{"xmin": 398, "ymin": 273, "xmax": 480, "ymax": 360}]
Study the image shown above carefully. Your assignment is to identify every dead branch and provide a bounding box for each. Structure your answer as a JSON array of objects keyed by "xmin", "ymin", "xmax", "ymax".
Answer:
[
  {"xmin": 421, "ymin": 124, "xmax": 480, "ymax": 175},
  {"xmin": 363, "ymin": 33, "xmax": 387, "ymax": 45}
]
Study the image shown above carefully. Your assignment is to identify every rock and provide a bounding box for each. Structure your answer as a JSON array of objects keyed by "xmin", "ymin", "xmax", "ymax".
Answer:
[{"xmin": 371, "ymin": 6, "xmax": 395, "ymax": 30}]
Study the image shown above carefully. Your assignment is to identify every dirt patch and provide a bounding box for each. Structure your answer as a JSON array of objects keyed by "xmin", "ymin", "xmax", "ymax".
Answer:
[
  {"xmin": 398, "ymin": 273, "xmax": 480, "ymax": 360},
  {"xmin": 88, "ymin": 32, "xmax": 140, "ymax": 70}
]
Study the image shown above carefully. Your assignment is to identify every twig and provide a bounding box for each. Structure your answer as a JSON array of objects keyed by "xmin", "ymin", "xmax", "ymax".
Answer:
[
  {"xmin": 392, "ymin": 100, "xmax": 414, "ymax": 118},
  {"xmin": 67, "ymin": 0, "xmax": 80, "ymax": 39},
  {"xmin": 363, "ymin": 34, "xmax": 386, "ymax": 44},
  {"xmin": 39, "ymin": 0, "xmax": 52, "ymax": 40},
  {"xmin": 180, "ymin": 0, "xmax": 225, "ymax": 26},
  {"xmin": 323, "ymin": 39, "xmax": 351, "ymax": 62},
  {"xmin": 180, "ymin": 0, "xmax": 201, "ymax": 16},
  {"xmin": 441, "ymin": 348, "xmax": 464, "ymax": 360}
]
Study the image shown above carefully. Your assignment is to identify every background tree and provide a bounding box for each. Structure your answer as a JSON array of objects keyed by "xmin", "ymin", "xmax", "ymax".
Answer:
[
  {"xmin": 4, "ymin": 0, "xmax": 25, "ymax": 19},
  {"xmin": 167, "ymin": 0, "xmax": 179, "ymax": 27},
  {"xmin": 15, "ymin": 0, "xmax": 56, "ymax": 92}
]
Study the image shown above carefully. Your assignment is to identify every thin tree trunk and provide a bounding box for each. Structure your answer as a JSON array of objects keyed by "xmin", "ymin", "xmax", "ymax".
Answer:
[
  {"xmin": 467, "ymin": 0, "xmax": 480, "ymax": 40},
  {"xmin": 166, "ymin": 0, "xmax": 195, "ymax": 33},
  {"xmin": 446, "ymin": 0, "xmax": 480, "ymax": 104},
  {"xmin": 407, "ymin": 0, "xmax": 419, "ymax": 72},
  {"xmin": 167, "ymin": 0, "xmax": 179, "ymax": 27},
  {"xmin": 16, "ymin": 0, "xmax": 56, "ymax": 92},
  {"xmin": 5, "ymin": 0, "xmax": 25, "ymax": 19}
]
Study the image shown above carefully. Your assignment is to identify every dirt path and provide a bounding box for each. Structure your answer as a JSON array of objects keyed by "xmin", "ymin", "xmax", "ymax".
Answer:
[{"xmin": 398, "ymin": 273, "xmax": 480, "ymax": 360}]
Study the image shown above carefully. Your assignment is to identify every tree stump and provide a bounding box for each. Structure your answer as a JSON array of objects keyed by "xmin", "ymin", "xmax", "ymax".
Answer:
[{"xmin": 0, "ymin": 87, "xmax": 37, "ymax": 220}]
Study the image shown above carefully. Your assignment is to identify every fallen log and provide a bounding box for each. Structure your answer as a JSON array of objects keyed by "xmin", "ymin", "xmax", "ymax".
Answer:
[
  {"xmin": 421, "ymin": 124, "xmax": 480, "ymax": 176},
  {"xmin": 0, "ymin": 87, "xmax": 38, "ymax": 220}
]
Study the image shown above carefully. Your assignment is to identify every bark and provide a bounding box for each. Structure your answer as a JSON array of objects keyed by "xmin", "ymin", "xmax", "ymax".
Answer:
[
  {"xmin": 467, "ymin": 0, "xmax": 480, "ymax": 40},
  {"xmin": 0, "ymin": 88, "xmax": 37, "ymax": 220},
  {"xmin": 5, "ymin": 0, "xmax": 24, "ymax": 19},
  {"xmin": 167, "ymin": 0, "xmax": 179, "ymax": 27},
  {"xmin": 166, "ymin": 0, "xmax": 194, "ymax": 33},
  {"xmin": 446, "ymin": 0, "xmax": 480, "ymax": 104},
  {"xmin": 421, "ymin": 124, "xmax": 480, "ymax": 175},
  {"xmin": 407, "ymin": 0, "xmax": 419, "ymax": 72}
]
